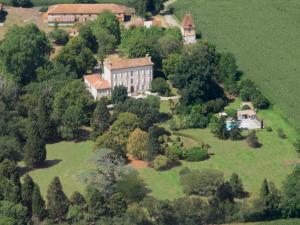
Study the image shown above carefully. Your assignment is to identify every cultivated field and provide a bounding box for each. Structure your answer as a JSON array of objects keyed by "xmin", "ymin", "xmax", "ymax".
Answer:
[
  {"xmin": 138, "ymin": 100, "xmax": 298, "ymax": 200},
  {"xmin": 172, "ymin": 0, "xmax": 300, "ymax": 131}
]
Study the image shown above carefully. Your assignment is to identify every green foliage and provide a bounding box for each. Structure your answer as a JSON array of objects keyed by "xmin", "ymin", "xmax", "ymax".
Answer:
[
  {"xmin": 218, "ymin": 52, "xmax": 238, "ymax": 82},
  {"xmin": 10, "ymin": 0, "xmax": 32, "ymax": 7},
  {"xmin": 171, "ymin": 43, "xmax": 224, "ymax": 106},
  {"xmin": 152, "ymin": 155, "xmax": 170, "ymax": 170},
  {"xmin": 116, "ymin": 171, "xmax": 147, "ymax": 204},
  {"xmin": 55, "ymin": 36, "xmax": 96, "ymax": 77},
  {"xmin": 293, "ymin": 139, "xmax": 300, "ymax": 156},
  {"xmin": 215, "ymin": 181, "xmax": 234, "ymax": 203},
  {"xmin": 70, "ymin": 191, "xmax": 86, "ymax": 207},
  {"xmin": 115, "ymin": 97, "xmax": 160, "ymax": 130},
  {"xmin": 111, "ymin": 86, "xmax": 128, "ymax": 104},
  {"xmin": 32, "ymin": 184, "xmax": 46, "ymax": 220},
  {"xmin": 78, "ymin": 24, "xmax": 97, "ymax": 53},
  {"xmin": 184, "ymin": 147, "xmax": 209, "ymax": 162},
  {"xmin": 146, "ymin": 126, "xmax": 161, "ymax": 161},
  {"xmin": 21, "ymin": 174, "xmax": 34, "ymax": 215},
  {"xmin": 0, "ymin": 136, "xmax": 22, "ymax": 163},
  {"xmin": 48, "ymin": 29, "xmax": 69, "ymax": 45},
  {"xmin": 183, "ymin": 112, "xmax": 209, "ymax": 129},
  {"xmin": 61, "ymin": 105, "xmax": 85, "ymax": 139},
  {"xmin": 126, "ymin": 0, "xmax": 147, "ymax": 16},
  {"xmin": 0, "ymin": 201, "xmax": 28, "ymax": 225},
  {"xmin": 162, "ymin": 53, "xmax": 181, "ymax": 79},
  {"xmin": 228, "ymin": 127, "xmax": 243, "ymax": 141},
  {"xmin": 126, "ymin": 128, "xmax": 149, "ymax": 160},
  {"xmin": 180, "ymin": 169, "xmax": 224, "ymax": 196},
  {"xmin": 210, "ymin": 116, "xmax": 229, "ymax": 140},
  {"xmin": 158, "ymin": 35, "xmax": 182, "ymax": 59},
  {"xmin": 90, "ymin": 98, "xmax": 111, "ymax": 140},
  {"xmin": 46, "ymin": 176, "xmax": 69, "ymax": 222},
  {"xmin": 0, "ymin": 24, "xmax": 51, "ymax": 84},
  {"xmin": 151, "ymin": 77, "xmax": 171, "ymax": 96},
  {"xmin": 229, "ymin": 173, "xmax": 245, "ymax": 198},
  {"xmin": 52, "ymin": 80, "xmax": 93, "ymax": 137},
  {"xmin": 282, "ymin": 166, "xmax": 300, "ymax": 218},
  {"xmin": 225, "ymin": 108, "xmax": 236, "ymax": 118},
  {"xmin": 24, "ymin": 120, "xmax": 46, "ymax": 168}
]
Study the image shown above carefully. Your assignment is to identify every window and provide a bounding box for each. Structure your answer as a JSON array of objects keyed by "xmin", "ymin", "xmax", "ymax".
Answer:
[{"xmin": 131, "ymin": 79, "xmax": 133, "ymax": 84}]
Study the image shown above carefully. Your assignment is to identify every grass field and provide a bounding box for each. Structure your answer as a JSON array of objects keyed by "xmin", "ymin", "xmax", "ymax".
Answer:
[
  {"xmin": 138, "ymin": 100, "xmax": 298, "ymax": 200},
  {"xmin": 21, "ymin": 141, "xmax": 94, "ymax": 198},
  {"xmin": 172, "ymin": 0, "xmax": 300, "ymax": 132}
]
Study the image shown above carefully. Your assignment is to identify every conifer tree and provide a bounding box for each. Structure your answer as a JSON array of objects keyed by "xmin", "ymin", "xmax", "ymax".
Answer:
[
  {"xmin": 32, "ymin": 184, "xmax": 46, "ymax": 220},
  {"xmin": 90, "ymin": 99, "xmax": 111, "ymax": 140},
  {"xmin": 21, "ymin": 174, "xmax": 35, "ymax": 215},
  {"xmin": 9, "ymin": 172, "xmax": 22, "ymax": 203},
  {"xmin": 70, "ymin": 191, "xmax": 86, "ymax": 207},
  {"xmin": 36, "ymin": 93, "xmax": 55, "ymax": 142},
  {"xmin": 24, "ymin": 120, "xmax": 47, "ymax": 168},
  {"xmin": 229, "ymin": 172, "xmax": 245, "ymax": 198},
  {"xmin": 47, "ymin": 177, "xmax": 69, "ymax": 222},
  {"xmin": 147, "ymin": 126, "xmax": 161, "ymax": 161}
]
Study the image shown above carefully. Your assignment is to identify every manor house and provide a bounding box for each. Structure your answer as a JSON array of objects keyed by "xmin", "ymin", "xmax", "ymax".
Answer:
[
  {"xmin": 84, "ymin": 55, "xmax": 154, "ymax": 99},
  {"xmin": 46, "ymin": 3, "xmax": 134, "ymax": 26}
]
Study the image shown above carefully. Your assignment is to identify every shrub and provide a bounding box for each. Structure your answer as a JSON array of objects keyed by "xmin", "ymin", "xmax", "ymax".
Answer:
[
  {"xmin": 167, "ymin": 143, "xmax": 183, "ymax": 159},
  {"xmin": 251, "ymin": 92, "xmax": 270, "ymax": 109},
  {"xmin": 48, "ymin": 29, "xmax": 69, "ymax": 45},
  {"xmin": 184, "ymin": 147, "xmax": 209, "ymax": 162},
  {"xmin": 151, "ymin": 77, "xmax": 171, "ymax": 96},
  {"xmin": 247, "ymin": 130, "xmax": 261, "ymax": 148},
  {"xmin": 180, "ymin": 169, "xmax": 224, "ymax": 196},
  {"xmin": 229, "ymin": 127, "xmax": 243, "ymax": 141},
  {"xmin": 277, "ymin": 128, "xmax": 286, "ymax": 139},
  {"xmin": 169, "ymin": 118, "xmax": 180, "ymax": 131},
  {"xmin": 183, "ymin": 113, "xmax": 209, "ymax": 129},
  {"xmin": 165, "ymin": 149, "xmax": 180, "ymax": 166},
  {"xmin": 225, "ymin": 108, "xmax": 237, "ymax": 118},
  {"xmin": 293, "ymin": 139, "xmax": 300, "ymax": 156},
  {"xmin": 266, "ymin": 127, "xmax": 272, "ymax": 132},
  {"xmin": 152, "ymin": 155, "xmax": 170, "ymax": 171}
]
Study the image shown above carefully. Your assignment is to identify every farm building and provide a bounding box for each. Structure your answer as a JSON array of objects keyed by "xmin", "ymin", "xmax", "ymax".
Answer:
[
  {"xmin": 181, "ymin": 13, "xmax": 196, "ymax": 44},
  {"xmin": 45, "ymin": 4, "xmax": 134, "ymax": 26},
  {"xmin": 84, "ymin": 55, "xmax": 153, "ymax": 99},
  {"xmin": 237, "ymin": 110, "xmax": 262, "ymax": 129}
]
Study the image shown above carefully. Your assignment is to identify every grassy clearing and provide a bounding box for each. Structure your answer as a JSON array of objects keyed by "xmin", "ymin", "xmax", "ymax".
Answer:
[
  {"xmin": 0, "ymin": 7, "xmax": 50, "ymax": 40},
  {"xmin": 172, "ymin": 0, "xmax": 300, "ymax": 132},
  {"xmin": 21, "ymin": 141, "xmax": 94, "ymax": 198},
  {"xmin": 138, "ymin": 101, "xmax": 298, "ymax": 200}
]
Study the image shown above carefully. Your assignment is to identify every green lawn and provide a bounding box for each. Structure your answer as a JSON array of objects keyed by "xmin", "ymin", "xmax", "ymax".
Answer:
[
  {"xmin": 172, "ymin": 0, "xmax": 300, "ymax": 132},
  {"xmin": 226, "ymin": 218, "xmax": 300, "ymax": 225},
  {"xmin": 21, "ymin": 141, "xmax": 94, "ymax": 198},
  {"xmin": 138, "ymin": 101, "xmax": 298, "ymax": 200}
]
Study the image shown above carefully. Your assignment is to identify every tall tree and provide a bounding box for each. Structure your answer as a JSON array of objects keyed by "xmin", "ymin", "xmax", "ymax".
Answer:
[
  {"xmin": 55, "ymin": 37, "xmax": 96, "ymax": 77},
  {"xmin": 47, "ymin": 177, "xmax": 69, "ymax": 222},
  {"xmin": 111, "ymin": 86, "xmax": 128, "ymax": 104},
  {"xmin": 9, "ymin": 172, "xmax": 22, "ymax": 204},
  {"xmin": 79, "ymin": 24, "xmax": 98, "ymax": 53},
  {"xmin": 229, "ymin": 173, "xmax": 245, "ymax": 198},
  {"xmin": 32, "ymin": 184, "xmax": 46, "ymax": 221},
  {"xmin": 127, "ymin": 128, "xmax": 149, "ymax": 160},
  {"xmin": 90, "ymin": 99, "xmax": 111, "ymax": 140},
  {"xmin": 24, "ymin": 120, "xmax": 46, "ymax": 168},
  {"xmin": 21, "ymin": 174, "xmax": 35, "ymax": 215},
  {"xmin": 0, "ymin": 24, "xmax": 51, "ymax": 84},
  {"xmin": 147, "ymin": 126, "xmax": 161, "ymax": 161},
  {"xmin": 282, "ymin": 166, "xmax": 300, "ymax": 218}
]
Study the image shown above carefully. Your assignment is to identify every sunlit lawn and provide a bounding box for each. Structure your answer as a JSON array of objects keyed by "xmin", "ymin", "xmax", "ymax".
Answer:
[
  {"xmin": 138, "ymin": 101, "xmax": 298, "ymax": 200},
  {"xmin": 21, "ymin": 141, "xmax": 94, "ymax": 197}
]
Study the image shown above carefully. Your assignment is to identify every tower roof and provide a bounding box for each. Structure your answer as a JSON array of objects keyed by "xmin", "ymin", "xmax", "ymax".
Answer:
[{"xmin": 182, "ymin": 13, "xmax": 195, "ymax": 29}]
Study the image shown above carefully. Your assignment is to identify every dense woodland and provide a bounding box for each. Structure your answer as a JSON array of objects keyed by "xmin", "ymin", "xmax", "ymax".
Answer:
[{"xmin": 0, "ymin": 7, "xmax": 299, "ymax": 225}]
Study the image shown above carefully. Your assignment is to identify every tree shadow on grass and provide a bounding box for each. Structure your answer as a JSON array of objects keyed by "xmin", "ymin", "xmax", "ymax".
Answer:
[
  {"xmin": 18, "ymin": 159, "xmax": 62, "ymax": 176},
  {"xmin": 0, "ymin": 11, "xmax": 8, "ymax": 23}
]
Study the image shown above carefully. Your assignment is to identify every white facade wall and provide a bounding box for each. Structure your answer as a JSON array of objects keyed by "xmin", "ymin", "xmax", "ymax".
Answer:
[{"xmin": 106, "ymin": 65, "xmax": 153, "ymax": 94}]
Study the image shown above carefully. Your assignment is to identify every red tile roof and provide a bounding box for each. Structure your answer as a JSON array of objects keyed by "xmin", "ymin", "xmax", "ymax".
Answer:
[
  {"xmin": 84, "ymin": 74, "xmax": 111, "ymax": 90},
  {"xmin": 104, "ymin": 55, "xmax": 154, "ymax": 70},
  {"xmin": 47, "ymin": 4, "xmax": 126, "ymax": 15},
  {"xmin": 182, "ymin": 13, "xmax": 195, "ymax": 29}
]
